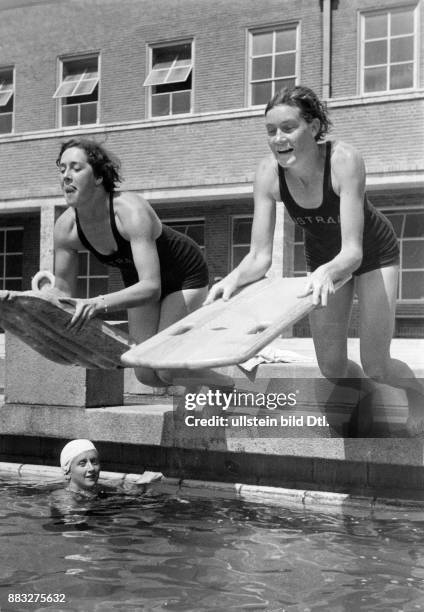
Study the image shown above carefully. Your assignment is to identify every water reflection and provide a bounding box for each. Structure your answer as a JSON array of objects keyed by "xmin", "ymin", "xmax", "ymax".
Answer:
[{"xmin": 0, "ymin": 480, "xmax": 424, "ymax": 611}]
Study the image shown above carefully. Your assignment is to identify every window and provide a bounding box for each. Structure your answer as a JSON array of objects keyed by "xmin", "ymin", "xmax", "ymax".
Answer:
[
  {"xmin": 0, "ymin": 227, "xmax": 23, "ymax": 290},
  {"xmin": 144, "ymin": 42, "xmax": 193, "ymax": 117},
  {"xmin": 0, "ymin": 68, "xmax": 14, "ymax": 134},
  {"xmin": 54, "ymin": 55, "xmax": 99, "ymax": 127},
  {"xmin": 249, "ymin": 25, "xmax": 299, "ymax": 106},
  {"xmin": 164, "ymin": 219, "xmax": 205, "ymax": 251},
  {"xmin": 384, "ymin": 211, "xmax": 424, "ymax": 300},
  {"xmin": 77, "ymin": 250, "xmax": 108, "ymax": 298},
  {"xmin": 232, "ymin": 216, "xmax": 252, "ymax": 268},
  {"xmin": 360, "ymin": 7, "xmax": 417, "ymax": 94}
]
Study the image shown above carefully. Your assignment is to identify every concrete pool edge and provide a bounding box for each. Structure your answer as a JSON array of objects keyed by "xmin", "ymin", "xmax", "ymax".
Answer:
[{"xmin": 1, "ymin": 461, "xmax": 424, "ymax": 516}]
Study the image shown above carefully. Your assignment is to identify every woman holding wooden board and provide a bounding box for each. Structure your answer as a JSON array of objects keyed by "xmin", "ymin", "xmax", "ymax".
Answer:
[
  {"xmin": 53, "ymin": 138, "xmax": 209, "ymax": 387},
  {"xmin": 206, "ymin": 85, "xmax": 422, "ymax": 434}
]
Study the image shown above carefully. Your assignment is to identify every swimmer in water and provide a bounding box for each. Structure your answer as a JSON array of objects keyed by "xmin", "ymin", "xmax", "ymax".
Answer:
[
  {"xmin": 50, "ymin": 439, "xmax": 162, "ymax": 523},
  {"xmin": 60, "ymin": 439, "xmax": 102, "ymax": 498}
]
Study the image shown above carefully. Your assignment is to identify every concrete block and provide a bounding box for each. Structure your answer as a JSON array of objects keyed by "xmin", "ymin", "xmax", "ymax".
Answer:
[{"xmin": 5, "ymin": 332, "xmax": 123, "ymax": 407}]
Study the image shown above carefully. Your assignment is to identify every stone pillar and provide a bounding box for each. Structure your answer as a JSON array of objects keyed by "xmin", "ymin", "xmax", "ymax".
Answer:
[
  {"xmin": 268, "ymin": 203, "xmax": 294, "ymax": 279},
  {"xmin": 39, "ymin": 203, "xmax": 56, "ymax": 271},
  {"xmin": 268, "ymin": 203, "xmax": 295, "ymax": 336}
]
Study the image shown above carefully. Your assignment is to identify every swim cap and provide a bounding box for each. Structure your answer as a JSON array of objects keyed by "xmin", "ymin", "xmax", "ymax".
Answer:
[{"xmin": 60, "ymin": 439, "xmax": 97, "ymax": 475}]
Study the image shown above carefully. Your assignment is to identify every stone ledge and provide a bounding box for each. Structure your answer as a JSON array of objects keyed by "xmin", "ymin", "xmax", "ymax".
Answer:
[
  {"xmin": 1, "ymin": 399, "xmax": 424, "ymax": 492},
  {"xmin": 0, "ymin": 398, "xmax": 415, "ymax": 449},
  {"xmin": 2, "ymin": 462, "xmax": 424, "ymax": 514}
]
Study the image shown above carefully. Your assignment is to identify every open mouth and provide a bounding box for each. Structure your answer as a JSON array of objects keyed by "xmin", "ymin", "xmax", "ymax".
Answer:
[{"xmin": 277, "ymin": 147, "xmax": 293, "ymax": 155}]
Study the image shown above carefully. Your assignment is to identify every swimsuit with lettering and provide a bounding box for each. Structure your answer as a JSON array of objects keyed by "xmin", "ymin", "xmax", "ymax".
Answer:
[
  {"xmin": 74, "ymin": 194, "xmax": 209, "ymax": 298},
  {"xmin": 278, "ymin": 140, "xmax": 399, "ymax": 275}
]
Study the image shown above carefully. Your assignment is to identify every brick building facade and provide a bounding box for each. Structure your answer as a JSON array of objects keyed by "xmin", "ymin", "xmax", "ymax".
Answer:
[{"xmin": 0, "ymin": 0, "xmax": 422, "ymax": 334}]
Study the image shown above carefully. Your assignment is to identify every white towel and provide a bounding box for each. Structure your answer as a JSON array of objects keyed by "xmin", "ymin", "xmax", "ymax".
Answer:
[{"xmin": 239, "ymin": 343, "xmax": 312, "ymax": 372}]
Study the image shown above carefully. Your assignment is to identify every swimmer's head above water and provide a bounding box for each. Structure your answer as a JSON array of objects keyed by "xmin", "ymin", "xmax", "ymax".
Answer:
[{"xmin": 60, "ymin": 439, "xmax": 100, "ymax": 493}]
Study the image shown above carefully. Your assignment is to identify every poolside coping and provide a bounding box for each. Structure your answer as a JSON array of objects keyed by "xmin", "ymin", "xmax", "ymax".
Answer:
[{"xmin": 1, "ymin": 461, "xmax": 424, "ymax": 518}]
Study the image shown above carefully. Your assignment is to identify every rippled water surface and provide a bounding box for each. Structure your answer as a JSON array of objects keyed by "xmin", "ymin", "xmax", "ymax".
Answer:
[{"xmin": 1, "ymin": 479, "xmax": 424, "ymax": 611}]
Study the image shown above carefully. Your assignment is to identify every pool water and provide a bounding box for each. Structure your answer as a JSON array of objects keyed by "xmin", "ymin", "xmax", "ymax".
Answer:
[{"xmin": 1, "ymin": 479, "xmax": 424, "ymax": 612}]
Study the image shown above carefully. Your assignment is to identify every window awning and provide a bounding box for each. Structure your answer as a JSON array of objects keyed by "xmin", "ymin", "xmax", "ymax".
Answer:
[
  {"xmin": 143, "ymin": 57, "xmax": 192, "ymax": 87},
  {"xmin": 0, "ymin": 81, "xmax": 14, "ymax": 107},
  {"xmin": 53, "ymin": 69, "xmax": 99, "ymax": 98}
]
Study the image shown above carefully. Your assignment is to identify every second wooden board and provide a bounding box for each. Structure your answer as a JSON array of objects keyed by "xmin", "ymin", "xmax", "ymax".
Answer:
[{"xmin": 121, "ymin": 276, "xmax": 349, "ymax": 370}]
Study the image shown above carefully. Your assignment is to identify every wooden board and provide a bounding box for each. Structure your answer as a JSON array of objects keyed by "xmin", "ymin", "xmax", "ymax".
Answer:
[
  {"xmin": 0, "ymin": 290, "xmax": 130, "ymax": 369},
  {"xmin": 121, "ymin": 276, "xmax": 350, "ymax": 370}
]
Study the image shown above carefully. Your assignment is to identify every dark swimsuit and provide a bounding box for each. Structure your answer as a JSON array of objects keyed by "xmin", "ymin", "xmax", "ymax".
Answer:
[
  {"xmin": 74, "ymin": 194, "xmax": 209, "ymax": 298},
  {"xmin": 278, "ymin": 141, "xmax": 399, "ymax": 275}
]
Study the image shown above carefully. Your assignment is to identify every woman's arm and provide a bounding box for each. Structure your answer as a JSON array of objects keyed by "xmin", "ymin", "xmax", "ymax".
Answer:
[
  {"xmin": 205, "ymin": 156, "xmax": 276, "ymax": 303},
  {"xmin": 53, "ymin": 210, "xmax": 79, "ymax": 297},
  {"xmin": 325, "ymin": 141, "xmax": 365, "ymax": 276},
  {"xmin": 60, "ymin": 195, "xmax": 162, "ymax": 327}
]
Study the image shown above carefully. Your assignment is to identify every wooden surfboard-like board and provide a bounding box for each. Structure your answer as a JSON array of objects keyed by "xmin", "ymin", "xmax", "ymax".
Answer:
[
  {"xmin": 121, "ymin": 276, "xmax": 350, "ymax": 370},
  {"xmin": 0, "ymin": 290, "xmax": 130, "ymax": 369}
]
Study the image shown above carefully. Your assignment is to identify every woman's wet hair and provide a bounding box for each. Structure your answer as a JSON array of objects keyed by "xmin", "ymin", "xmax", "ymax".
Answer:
[
  {"xmin": 265, "ymin": 85, "xmax": 332, "ymax": 141},
  {"xmin": 56, "ymin": 138, "xmax": 122, "ymax": 193}
]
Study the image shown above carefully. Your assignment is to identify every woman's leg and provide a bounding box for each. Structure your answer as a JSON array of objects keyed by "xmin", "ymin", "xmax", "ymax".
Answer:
[
  {"xmin": 356, "ymin": 265, "xmax": 424, "ymax": 433},
  {"xmin": 157, "ymin": 287, "xmax": 235, "ymax": 388},
  {"xmin": 356, "ymin": 265, "xmax": 398, "ymax": 380},
  {"xmin": 309, "ymin": 277, "xmax": 375, "ymax": 434},
  {"xmin": 157, "ymin": 286, "xmax": 207, "ymax": 330},
  {"xmin": 128, "ymin": 287, "xmax": 208, "ymax": 387},
  {"xmin": 127, "ymin": 300, "xmax": 163, "ymax": 387},
  {"xmin": 128, "ymin": 285, "xmax": 234, "ymax": 388},
  {"xmin": 309, "ymin": 278, "xmax": 362, "ymax": 379}
]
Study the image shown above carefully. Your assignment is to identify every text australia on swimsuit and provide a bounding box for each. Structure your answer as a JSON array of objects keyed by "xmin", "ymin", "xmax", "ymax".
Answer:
[{"xmin": 294, "ymin": 215, "xmax": 340, "ymax": 225}]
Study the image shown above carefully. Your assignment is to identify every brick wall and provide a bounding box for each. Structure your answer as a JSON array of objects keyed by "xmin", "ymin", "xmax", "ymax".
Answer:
[
  {"xmin": 0, "ymin": 0, "xmax": 422, "ymax": 203},
  {"xmin": 0, "ymin": 0, "xmax": 422, "ymax": 338},
  {"xmin": 0, "ymin": 0, "xmax": 320, "ymax": 131},
  {"xmin": 331, "ymin": 100, "xmax": 424, "ymax": 174}
]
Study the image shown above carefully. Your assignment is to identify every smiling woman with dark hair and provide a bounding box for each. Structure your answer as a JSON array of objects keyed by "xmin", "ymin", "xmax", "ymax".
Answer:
[
  {"xmin": 207, "ymin": 84, "xmax": 423, "ymax": 435},
  {"xmin": 53, "ymin": 138, "xmax": 209, "ymax": 387}
]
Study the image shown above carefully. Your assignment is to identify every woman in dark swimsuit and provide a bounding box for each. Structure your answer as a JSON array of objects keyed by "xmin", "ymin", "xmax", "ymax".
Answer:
[
  {"xmin": 206, "ymin": 85, "xmax": 422, "ymax": 434},
  {"xmin": 54, "ymin": 138, "xmax": 209, "ymax": 387}
]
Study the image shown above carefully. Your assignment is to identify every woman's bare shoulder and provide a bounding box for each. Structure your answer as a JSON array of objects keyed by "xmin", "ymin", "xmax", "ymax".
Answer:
[
  {"xmin": 330, "ymin": 139, "xmax": 364, "ymax": 168},
  {"xmin": 114, "ymin": 191, "xmax": 159, "ymax": 238},
  {"xmin": 257, "ymin": 152, "xmax": 278, "ymax": 175},
  {"xmin": 329, "ymin": 140, "xmax": 366, "ymax": 193},
  {"xmin": 255, "ymin": 153, "xmax": 279, "ymax": 195},
  {"xmin": 114, "ymin": 192, "xmax": 153, "ymax": 219},
  {"xmin": 54, "ymin": 208, "xmax": 78, "ymax": 247}
]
